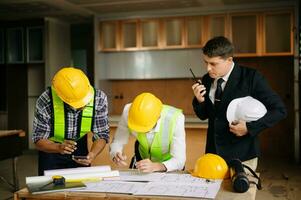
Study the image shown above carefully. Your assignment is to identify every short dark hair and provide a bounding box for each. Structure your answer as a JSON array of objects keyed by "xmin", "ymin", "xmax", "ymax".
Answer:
[{"xmin": 202, "ymin": 36, "xmax": 234, "ymax": 58}]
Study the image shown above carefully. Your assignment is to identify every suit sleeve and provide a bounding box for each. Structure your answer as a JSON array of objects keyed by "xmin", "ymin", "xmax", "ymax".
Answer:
[
  {"xmin": 192, "ymin": 97, "xmax": 209, "ymax": 120},
  {"xmin": 246, "ymin": 71, "xmax": 287, "ymax": 136}
]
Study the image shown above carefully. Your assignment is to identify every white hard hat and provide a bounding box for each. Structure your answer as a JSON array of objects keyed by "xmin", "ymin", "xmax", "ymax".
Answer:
[{"xmin": 226, "ymin": 96, "xmax": 267, "ymax": 123}]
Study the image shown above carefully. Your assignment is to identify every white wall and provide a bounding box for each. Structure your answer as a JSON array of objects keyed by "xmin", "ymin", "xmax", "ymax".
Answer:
[
  {"xmin": 97, "ymin": 50, "xmax": 206, "ymax": 80},
  {"xmin": 44, "ymin": 17, "xmax": 71, "ymax": 86}
]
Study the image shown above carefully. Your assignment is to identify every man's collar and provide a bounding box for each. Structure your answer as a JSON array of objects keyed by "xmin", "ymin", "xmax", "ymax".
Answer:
[{"xmin": 221, "ymin": 62, "xmax": 235, "ymax": 82}]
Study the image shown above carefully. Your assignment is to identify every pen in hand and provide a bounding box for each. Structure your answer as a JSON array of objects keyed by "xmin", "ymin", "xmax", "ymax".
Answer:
[{"xmin": 132, "ymin": 156, "xmax": 136, "ymax": 169}]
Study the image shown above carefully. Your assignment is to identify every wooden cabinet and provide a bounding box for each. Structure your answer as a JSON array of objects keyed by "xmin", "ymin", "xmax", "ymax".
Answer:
[
  {"xmin": 207, "ymin": 15, "xmax": 227, "ymax": 39},
  {"xmin": 140, "ymin": 19, "xmax": 160, "ymax": 49},
  {"xmin": 185, "ymin": 16, "xmax": 204, "ymax": 47},
  {"xmin": 263, "ymin": 11, "xmax": 293, "ymax": 55},
  {"xmin": 3, "ymin": 25, "xmax": 44, "ymax": 64},
  {"xmin": 6, "ymin": 27, "xmax": 24, "ymax": 63},
  {"xmin": 121, "ymin": 20, "xmax": 138, "ymax": 50},
  {"xmin": 100, "ymin": 21, "xmax": 119, "ymax": 51},
  {"xmin": 26, "ymin": 26, "xmax": 44, "ymax": 63},
  {"xmin": 163, "ymin": 17, "xmax": 184, "ymax": 48},
  {"xmin": 230, "ymin": 14, "xmax": 258, "ymax": 56},
  {"xmin": 98, "ymin": 10, "xmax": 294, "ymax": 56}
]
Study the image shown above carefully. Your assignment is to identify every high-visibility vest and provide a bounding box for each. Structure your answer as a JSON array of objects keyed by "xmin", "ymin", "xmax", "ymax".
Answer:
[
  {"xmin": 49, "ymin": 86, "xmax": 95, "ymax": 143},
  {"xmin": 132, "ymin": 105, "xmax": 182, "ymax": 162}
]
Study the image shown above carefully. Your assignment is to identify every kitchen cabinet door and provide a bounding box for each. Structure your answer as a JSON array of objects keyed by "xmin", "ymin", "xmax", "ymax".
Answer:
[
  {"xmin": 185, "ymin": 16, "xmax": 203, "ymax": 47},
  {"xmin": 231, "ymin": 14, "xmax": 257, "ymax": 56},
  {"xmin": 141, "ymin": 19, "xmax": 160, "ymax": 49},
  {"xmin": 263, "ymin": 12, "xmax": 293, "ymax": 55},
  {"xmin": 121, "ymin": 20, "xmax": 138, "ymax": 50},
  {"xmin": 27, "ymin": 26, "xmax": 44, "ymax": 63},
  {"xmin": 100, "ymin": 21, "xmax": 119, "ymax": 51},
  {"xmin": 163, "ymin": 17, "xmax": 184, "ymax": 48},
  {"xmin": 6, "ymin": 27, "xmax": 24, "ymax": 63}
]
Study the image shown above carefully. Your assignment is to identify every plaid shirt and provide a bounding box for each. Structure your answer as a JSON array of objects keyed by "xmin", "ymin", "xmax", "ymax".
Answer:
[{"xmin": 32, "ymin": 88, "xmax": 109, "ymax": 143}]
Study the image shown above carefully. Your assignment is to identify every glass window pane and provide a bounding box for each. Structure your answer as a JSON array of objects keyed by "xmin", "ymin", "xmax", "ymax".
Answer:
[
  {"xmin": 187, "ymin": 17, "xmax": 202, "ymax": 45},
  {"xmin": 28, "ymin": 27, "xmax": 43, "ymax": 62},
  {"xmin": 142, "ymin": 21, "xmax": 158, "ymax": 47},
  {"xmin": 265, "ymin": 13, "xmax": 291, "ymax": 53},
  {"xmin": 7, "ymin": 28, "xmax": 24, "ymax": 63},
  {"xmin": 232, "ymin": 15, "xmax": 257, "ymax": 53},
  {"xmin": 123, "ymin": 22, "xmax": 136, "ymax": 48},
  {"xmin": 102, "ymin": 23, "xmax": 116, "ymax": 49},
  {"xmin": 210, "ymin": 16, "xmax": 225, "ymax": 38},
  {"xmin": 166, "ymin": 19, "xmax": 182, "ymax": 46}
]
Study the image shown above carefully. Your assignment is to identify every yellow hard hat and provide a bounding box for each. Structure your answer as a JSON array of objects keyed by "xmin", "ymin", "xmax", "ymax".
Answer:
[
  {"xmin": 128, "ymin": 93, "xmax": 163, "ymax": 133},
  {"xmin": 191, "ymin": 153, "xmax": 229, "ymax": 179},
  {"xmin": 52, "ymin": 67, "xmax": 93, "ymax": 109}
]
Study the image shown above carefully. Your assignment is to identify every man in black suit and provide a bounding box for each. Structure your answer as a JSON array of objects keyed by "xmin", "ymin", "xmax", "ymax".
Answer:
[{"xmin": 191, "ymin": 36, "xmax": 287, "ymax": 170}]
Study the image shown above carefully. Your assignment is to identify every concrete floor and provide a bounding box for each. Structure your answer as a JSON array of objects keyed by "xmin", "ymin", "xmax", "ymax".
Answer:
[{"xmin": 0, "ymin": 150, "xmax": 300, "ymax": 200}]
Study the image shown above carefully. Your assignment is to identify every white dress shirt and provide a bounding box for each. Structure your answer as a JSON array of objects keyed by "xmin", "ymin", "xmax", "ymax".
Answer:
[
  {"xmin": 110, "ymin": 103, "xmax": 186, "ymax": 172},
  {"xmin": 209, "ymin": 62, "xmax": 235, "ymax": 103}
]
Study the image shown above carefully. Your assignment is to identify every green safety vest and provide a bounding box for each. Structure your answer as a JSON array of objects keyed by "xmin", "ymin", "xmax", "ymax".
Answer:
[
  {"xmin": 49, "ymin": 86, "xmax": 95, "ymax": 143},
  {"xmin": 131, "ymin": 105, "xmax": 182, "ymax": 162}
]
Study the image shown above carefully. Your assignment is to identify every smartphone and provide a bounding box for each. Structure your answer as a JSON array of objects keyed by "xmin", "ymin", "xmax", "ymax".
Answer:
[
  {"xmin": 189, "ymin": 68, "xmax": 202, "ymax": 84},
  {"xmin": 72, "ymin": 155, "xmax": 88, "ymax": 160}
]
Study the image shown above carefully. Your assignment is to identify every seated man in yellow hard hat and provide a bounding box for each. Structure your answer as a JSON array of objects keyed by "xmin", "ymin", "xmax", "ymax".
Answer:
[
  {"xmin": 110, "ymin": 92, "xmax": 186, "ymax": 172},
  {"xmin": 32, "ymin": 67, "xmax": 109, "ymax": 175}
]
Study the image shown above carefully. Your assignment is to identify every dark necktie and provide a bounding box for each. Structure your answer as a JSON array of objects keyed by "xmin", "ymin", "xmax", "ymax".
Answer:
[{"xmin": 214, "ymin": 78, "xmax": 224, "ymax": 106}]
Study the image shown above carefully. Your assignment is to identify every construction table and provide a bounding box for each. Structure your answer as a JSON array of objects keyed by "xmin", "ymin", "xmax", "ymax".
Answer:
[
  {"xmin": 14, "ymin": 175, "xmax": 258, "ymax": 200},
  {"xmin": 0, "ymin": 129, "xmax": 25, "ymax": 191}
]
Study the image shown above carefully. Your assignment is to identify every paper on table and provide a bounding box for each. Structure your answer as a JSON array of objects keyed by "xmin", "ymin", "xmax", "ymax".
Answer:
[
  {"xmin": 44, "ymin": 165, "xmax": 111, "ymax": 176},
  {"xmin": 26, "ymin": 170, "xmax": 120, "ymax": 184},
  {"xmin": 71, "ymin": 181, "xmax": 146, "ymax": 194},
  {"xmin": 68, "ymin": 172, "xmax": 222, "ymax": 199},
  {"xmin": 134, "ymin": 181, "xmax": 222, "ymax": 199},
  {"xmin": 119, "ymin": 171, "xmax": 217, "ymax": 183},
  {"xmin": 119, "ymin": 171, "xmax": 165, "ymax": 182}
]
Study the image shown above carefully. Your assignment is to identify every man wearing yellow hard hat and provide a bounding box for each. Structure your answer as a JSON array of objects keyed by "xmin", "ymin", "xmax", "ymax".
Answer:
[
  {"xmin": 32, "ymin": 67, "xmax": 109, "ymax": 175},
  {"xmin": 110, "ymin": 92, "xmax": 186, "ymax": 172}
]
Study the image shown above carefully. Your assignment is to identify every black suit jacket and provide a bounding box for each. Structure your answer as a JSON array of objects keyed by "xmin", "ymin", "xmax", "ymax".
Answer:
[{"xmin": 192, "ymin": 64, "xmax": 287, "ymax": 162}]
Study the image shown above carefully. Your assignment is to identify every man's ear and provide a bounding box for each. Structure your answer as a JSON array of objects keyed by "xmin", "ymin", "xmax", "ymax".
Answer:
[{"xmin": 227, "ymin": 56, "xmax": 233, "ymax": 62}]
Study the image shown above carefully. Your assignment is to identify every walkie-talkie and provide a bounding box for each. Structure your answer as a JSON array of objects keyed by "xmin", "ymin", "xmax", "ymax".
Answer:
[{"xmin": 189, "ymin": 68, "xmax": 202, "ymax": 85}]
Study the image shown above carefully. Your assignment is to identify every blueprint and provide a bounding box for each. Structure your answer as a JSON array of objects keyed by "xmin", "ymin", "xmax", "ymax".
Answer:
[{"xmin": 70, "ymin": 172, "xmax": 222, "ymax": 199}]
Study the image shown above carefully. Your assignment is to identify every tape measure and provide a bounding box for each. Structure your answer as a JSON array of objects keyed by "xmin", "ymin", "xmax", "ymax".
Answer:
[{"xmin": 52, "ymin": 175, "xmax": 65, "ymax": 186}]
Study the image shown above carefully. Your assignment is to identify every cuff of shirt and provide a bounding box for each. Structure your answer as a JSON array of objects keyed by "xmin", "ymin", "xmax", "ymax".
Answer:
[
  {"xmin": 162, "ymin": 160, "xmax": 177, "ymax": 172},
  {"xmin": 109, "ymin": 143, "xmax": 124, "ymax": 160}
]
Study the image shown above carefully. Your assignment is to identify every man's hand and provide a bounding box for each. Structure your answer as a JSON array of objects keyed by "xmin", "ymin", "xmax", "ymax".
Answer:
[
  {"xmin": 112, "ymin": 152, "xmax": 127, "ymax": 166},
  {"xmin": 192, "ymin": 82, "xmax": 206, "ymax": 103},
  {"xmin": 72, "ymin": 152, "xmax": 95, "ymax": 166},
  {"xmin": 229, "ymin": 120, "xmax": 248, "ymax": 136},
  {"xmin": 58, "ymin": 140, "xmax": 77, "ymax": 154},
  {"xmin": 135, "ymin": 159, "xmax": 166, "ymax": 173}
]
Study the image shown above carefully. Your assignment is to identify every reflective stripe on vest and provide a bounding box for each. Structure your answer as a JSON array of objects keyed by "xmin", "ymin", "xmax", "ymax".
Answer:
[
  {"xmin": 134, "ymin": 105, "xmax": 182, "ymax": 162},
  {"xmin": 49, "ymin": 86, "xmax": 95, "ymax": 143}
]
